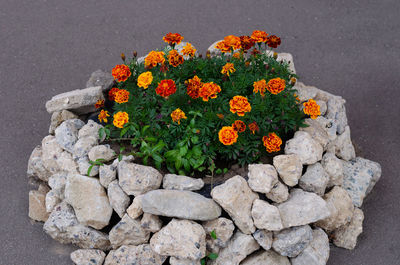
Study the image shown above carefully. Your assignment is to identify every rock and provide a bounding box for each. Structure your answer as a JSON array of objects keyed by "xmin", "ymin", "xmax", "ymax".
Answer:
[
  {"xmin": 99, "ymin": 163, "xmax": 117, "ymax": 188},
  {"xmin": 86, "ymin": 69, "xmax": 114, "ymax": 91},
  {"xmin": 27, "ymin": 146, "xmax": 51, "ymax": 182},
  {"xmin": 45, "ymin": 190, "xmax": 61, "ymax": 213},
  {"xmin": 292, "ymin": 82, "xmax": 318, "ymax": 102},
  {"xmin": 162, "ymin": 174, "xmax": 204, "ymax": 191},
  {"xmin": 247, "ymin": 164, "xmax": 278, "ymax": 193},
  {"xmin": 241, "ymin": 250, "xmax": 291, "ymax": 265},
  {"xmin": 273, "ymin": 154, "xmax": 303, "ymax": 187},
  {"xmin": 211, "ymin": 231, "xmax": 259, "ymax": 265},
  {"xmin": 354, "ymin": 157, "xmax": 381, "ymax": 195},
  {"xmin": 109, "ymin": 214, "xmax": 150, "ymax": 248},
  {"xmin": 45, "ymin": 86, "xmax": 105, "ymax": 114},
  {"xmin": 118, "ymin": 161, "xmax": 163, "ymax": 196},
  {"xmin": 334, "ymin": 126, "xmax": 356, "ymax": 161},
  {"xmin": 55, "ymin": 119, "xmax": 85, "ymax": 153},
  {"xmin": 141, "ymin": 213, "xmax": 163, "ymax": 233},
  {"xmin": 326, "ymin": 96, "xmax": 347, "ymax": 134},
  {"xmin": 43, "ymin": 202, "xmax": 110, "ymax": 250},
  {"xmin": 73, "ymin": 136, "xmax": 98, "ymax": 158},
  {"xmin": 203, "ymin": 217, "xmax": 235, "ymax": 252},
  {"xmin": 77, "ymin": 156, "xmax": 99, "ymax": 177},
  {"xmin": 141, "ymin": 189, "xmax": 221, "ymax": 221},
  {"xmin": 41, "ymin": 135, "xmax": 63, "ymax": 174},
  {"xmin": 29, "ymin": 190, "xmax": 49, "ymax": 222},
  {"xmin": 104, "ymin": 244, "xmax": 167, "ymax": 265},
  {"xmin": 333, "ymin": 208, "xmax": 364, "ymax": 250},
  {"xmin": 253, "ymin": 230, "xmax": 273, "ymax": 250},
  {"xmin": 78, "ymin": 120, "xmax": 105, "ymax": 142},
  {"xmin": 127, "ymin": 195, "xmax": 144, "ymax": 219},
  {"xmin": 299, "ymin": 163, "xmax": 329, "ymax": 196},
  {"xmin": 291, "ymin": 228, "xmax": 330, "ymax": 265},
  {"xmin": 150, "ymin": 219, "xmax": 206, "ymax": 260},
  {"xmin": 65, "ymin": 174, "xmax": 112, "ymax": 229},
  {"xmin": 313, "ymin": 116, "xmax": 337, "ymax": 142},
  {"xmin": 88, "ymin": 145, "xmax": 116, "ymax": 162},
  {"xmin": 316, "ymin": 186, "xmax": 354, "ymax": 231},
  {"xmin": 321, "ymin": 152, "xmax": 344, "ymax": 187},
  {"xmin": 277, "ymin": 189, "xmax": 330, "ymax": 228},
  {"xmin": 70, "ymin": 249, "xmax": 106, "ymax": 265},
  {"xmin": 285, "ymin": 131, "xmax": 323, "ymax": 165},
  {"xmin": 58, "ymin": 151, "xmax": 78, "ymax": 173},
  {"xmin": 49, "ymin": 110, "xmax": 79, "ymax": 134},
  {"xmin": 211, "ymin": 175, "xmax": 258, "ymax": 234},
  {"xmin": 266, "ymin": 180, "xmax": 289, "ymax": 203},
  {"xmin": 299, "ymin": 118, "xmax": 330, "ymax": 149},
  {"xmin": 170, "ymin": 257, "xmax": 201, "ymax": 265},
  {"xmin": 108, "ymin": 180, "xmax": 130, "ymax": 218},
  {"xmin": 207, "ymin": 40, "xmax": 224, "ymax": 57},
  {"xmin": 251, "ymin": 199, "xmax": 283, "ymax": 231},
  {"xmin": 48, "ymin": 172, "xmax": 68, "ymax": 199},
  {"xmin": 175, "ymin": 41, "xmax": 199, "ymax": 59},
  {"xmin": 272, "ymin": 225, "xmax": 313, "ymax": 258},
  {"xmin": 316, "ymin": 100, "xmax": 327, "ymax": 115}
]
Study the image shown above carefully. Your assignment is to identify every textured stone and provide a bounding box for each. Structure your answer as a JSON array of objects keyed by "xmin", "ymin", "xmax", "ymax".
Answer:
[
  {"xmin": 104, "ymin": 244, "xmax": 167, "ymax": 265},
  {"xmin": 41, "ymin": 135, "xmax": 63, "ymax": 174},
  {"xmin": 88, "ymin": 145, "xmax": 116, "ymax": 163},
  {"xmin": 321, "ymin": 152, "xmax": 344, "ymax": 187},
  {"xmin": 356, "ymin": 157, "xmax": 382, "ymax": 195},
  {"xmin": 292, "ymin": 82, "xmax": 318, "ymax": 103},
  {"xmin": 299, "ymin": 163, "xmax": 329, "ymax": 196},
  {"xmin": 203, "ymin": 217, "xmax": 235, "ymax": 252},
  {"xmin": 49, "ymin": 110, "xmax": 78, "ymax": 134},
  {"xmin": 108, "ymin": 180, "xmax": 130, "ymax": 218},
  {"xmin": 253, "ymin": 230, "xmax": 273, "ymax": 250},
  {"xmin": 99, "ymin": 163, "xmax": 117, "ymax": 188},
  {"xmin": 55, "ymin": 119, "xmax": 85, "ymax": 153},
  {"xmin": 86, "ymin": 69, "xmax": 114, "ymax": 91},
  {"xmin": 247, "ymin": 164, "xmax": 278, "ymax": 193},
  {"xmin": 333, "ymin": 208, "xmax": 364, "ymax": 250},
  {"xmin": 326, "ymin": 96, "xmax": 348, "ymax": 134},
  {"xmin": 211, "ymin": 175, "xmax": 258, "ymax": 234},
  {"xmin": 27, "ymin": 145, "xmax": 51, "ymax": 181},
  {"xmin": 45, "ymin": 190, "xmax": 61, "ymax": 213},
  {"xmin": 162, "ymin": 174, "xmax": 204, "ymax": 191},
  {"xmin": 334, "ymin": 126, "xmax": 356, "ymax": 161},
  {"xmin": 77, "ymin": 156, "xmax": 99, "ymax": 176},
  {"xmin": 141, "ymin": 213, "xmax": 163, "ymax": 233},
  {"xmin": 170, "ymin": 257, "xmax": 201, "ymax": 265},
  {"xmin": 29, "ymin": 190, "xmax": 49, "ymax": 222},
  {"xmin": 300, "ymin": 118, "xmax": 330, "ymax": 149},
  {"xmin": 266, "ymin": 180, "xmax": 289, "ymax": 203},
  {"xmin": 70, "ymin": 249, "xmax": 106, "ymax": 265},
  {"xmin": 291, "ymin": 228, "xmax": 330, "ymax": 265},
  {"xmin": 313, "ymin": 116, "xmax": 337, "ymax": 142},
  {"xmin": 273, "ymin": 154, "xmax": 303, "ymax": 187},
  {"xmin": 316, "ymin": 100, "xmax": 327, "ymax": 115},
  {"xmin": 251, "ymin": 199, "xmax": 283, "ymax": 231},
  {"xmin": 48, "ymin": 172, "xmax": 68, "ymax": 199},
  {"xmin": 142, "ymin": 189, "xmax": 221, "ymax": 221},
  {"xmin": 126, "ymin": 195, "xmax": 144, "ymax": 219},
  {"xmin": 272, "ymin": 225, "xmax": 313, "ymax": 258},
  {"xmin": 109, "ymin": 214, "xmax": 150, "ymax": 248},
  {"xmin": 118, "ymin": 161, "xmax": 163, "ymax": 196},
  {"xmin": 241, "ymin": 250, "xmax": 291, "ymax": 265},
  {"xmin": 57, "ymin": 151, "xmax": 78, "ymax": 173},
  {"xmin": 73, "ymin": 136, "xmax": 98, "ymax": 158},
  {"xmin": 285, "ymin": 131, "xmax": 323, "ymax": 165},
  {"xmin": 78, "ymin": 120, "xmax": 105, "ymax": 142}
]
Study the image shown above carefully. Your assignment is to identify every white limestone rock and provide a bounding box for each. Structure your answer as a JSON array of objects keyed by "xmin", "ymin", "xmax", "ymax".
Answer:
[
  {"xmin": 127, "ymin": 195, "xmax": 144, "ymax": 219},
  {"xmin": 285, "ymin": 131, "xmax": 323, "ymax": 165},
  {"xmin": 292, "ymin": 82, "xmax": 318, "ymax": 103},
  {"xmin": 78, "ymin": 120, "xmax": 105, "ymax": 142},
  {"xmin": 299, "ymin": 163, "xmax": 329, "ymax": 196},
  {"xmin": 55, "ymin": 119, "xmax": 85, "ymax": 153},
  {"xmin": 141, "ymin": 213, "xmax": 163, "ymax": 233},
  {"xmin": 57, "ymin": 151, "xmax": 78, "ymax": 173},
  {"xmin": 333, "ymin": 208, "xmax": 364, "ymax": 250},
  {"xmin": 170, "ymin": 257, "xmax": 201, "ymax": 265},
  {"xmin": 247, "ymin": 164, "xmax": 278, "ymax": 193},
  {"xmin": 99, "ymin": 163, "xmax": 117, "ymax": 188},
  {"xmin": 86, "ymin": 69, "xmax": 114, "ymax": 91},
  {"xmin": 45, "ymin": 190, "xmax": 61, "ymax": 213},
  {"xmin": 241, "ymin": 250, "xmax": 291, "ymax": 265},
  {"xmin": 321, "ymin": 152, "xmax": 344, "ymax": 188},
  {"xmin": 325, "ymin": 96, "xmax": 348, "ymax": 134},
  {"xmin": 202, "ymin": 217, "xmax": 235, "ymax": 252},
  {"xmin": 253, "ymin": 230, "xmax": 273, "ymax": 250},
  {"xmin": 107, "ymin": 180, "xmax": 130, "ymax": 218},
  {"xmin": 70, "ymin": 249, "xmax": 106, "ymax": 265},
  {"xmin": 28, "ymin": 190, "xmax": 49, "ymax": 222},
  {"xmin": 109, "ymin": 214, "xmax": 150, "ymax": 248},
  {"xmin": 272, "ymin": 225, "xmax": 313, "ymax": 258},
  {"xmin": 88, "ymin": 145, "xmax": 116, "ymax": 163},
  {"xmin": 162, "ymin": 174, "xmax": 204, "ymax": 191},
  {"xmin": 300, "ymin": 118, "xmax": 330, "ymax": 149},
  {"xmin": 266, "ymin": 180, "xmax": 289, "ymax": 203},
  {"xmin": 77, "ymin": 156, "xmax": 99, "ymax": 177},
  {"xmin": 334, "ymin": 126, "xmax": 356, "ymax": 161},
  {"xmin": 41, "ymin": 135, "xmax": 64, "ymax": 174},
  {"xmin": 48, "ymin": 172, "xmax": 68, "ymax": 199},
  {"xmin": 104, "ymin": 244, "xmax": 167, "ymax": 265},
  {"xmin": 27, "ymin": 145, "xmax": 51, "ymax": 182},
  {"xmin": 49, "ymin": 110, "xmax": 78, "ymax": 134},
  {"xmin": 273, "ymin": 154, "xmax": 303, "ymax": 187},
  {"xmin": 73, "ymin": 136, "xmax": 98, "ymax": 158},
  {"xmin": 251, "ymin": 199, "xmax": 283, "ymax": 231}
]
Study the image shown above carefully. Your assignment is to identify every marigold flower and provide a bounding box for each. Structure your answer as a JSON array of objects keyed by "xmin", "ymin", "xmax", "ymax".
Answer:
[
  {"xmin": 163, "ymin": 33, "xmax": 184, "ymax": 46},
  {"xmin": 232, "ymin": 120, "xmax": 246, "ymax": 133},
  {"xmin": 186, "ymin": 75, "xmax": 203, "ymax": 99},
  {"xmin": 240, "ymin": 36, "xmax": 255, "ymax": 51},
  {"xmin": 98, "ymin": 110, "xmax": 110, "ymax": 123},
  {"xmin": 290, "ymin": 77, "xmax": 297, "ymax": 85},
  {"xmin": 253, "ymin": 79, "xmax": 267, "ymax": 96},
  {"xmin": 199, "ymin": 82, "xmax": 221, "ymax": 101},
  {"xmin": 229, "ymin": 96, "xmax": 251, "ymax": 116},
  {"xmin": 248, "ymin": 121, "xmax": 259, "ymax": 134},
  {"xmin": 156, "ymin": 79, "xmax": 177, "ymax": 98},
  {"xmin": 114, "ymin": 89, "xmax": 130, "ymax": 104},
  {"xmin": 262, "ymin": 132, "xmax": 282, "ymax": 153},
  {"xmin": 224, "ymin": 35, "xmax": 241, "ymax": 50},
  {"xmin": 111, "ymin": 64, "xmax": 131, "ymax": 82},
  {"xmin": 215, "ymin": 40, "xmax": 231, "ymax": 53},
  {"xmin": 267, "ymin": 35, "xmax": 281, "ymax": 48},
  {"xmin": 170, "ymin": 108, "xmax": 187, "ymax": 124},
  {"xmin": 267, "ymin": 77, "xmax": 286, "ymax": 95},
  {"xmin": 232, "ymin": 52, "xmax": 241, "ymax": 59},
  {"xmin": 181, "ymin": 42, "xmax": 196, "ymax": 57},
  {"xmin": 303, "ymin": 99, "xmax": 321, "ymax": 119},
  {"xmin": 113, "ymin": 111, "xmax": 129, "ymax": 128},
  {"xmin": 218, "ymin": 126, "xmax": 238, "ymax": 146},
  {"xmin": 168, "ymin": 50, "xmax": 184, "ymax": 67},
  {"xmin": 217, "ymin": 113, "xmax": 224, "ymax": 119},
  {"xmin": 108, "ymin": 87, "xmax": 120, "ymax": 101},
  {"xmin": 221, "ymin": 63, "xmax": 236, "ymax": 76},
  {"xmin": 145, "ymin": 51, "xmax": 165, "ymax": 68},
  {"xmin": 137, "ymin": 71, "xmax": 153, "ymax": 89},
  {"xmin": 95, "ymin": 99, "xmax": 105, "ymax": 109},
  {"xmin": 251, "ymin": 30, "xmax": 268, "ymax": 43}
]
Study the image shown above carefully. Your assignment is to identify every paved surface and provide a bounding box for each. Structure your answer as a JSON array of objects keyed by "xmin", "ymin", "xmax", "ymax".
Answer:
[{"xmin": 1, "ymin": 0, "xmax": 399, "ymax": 264}]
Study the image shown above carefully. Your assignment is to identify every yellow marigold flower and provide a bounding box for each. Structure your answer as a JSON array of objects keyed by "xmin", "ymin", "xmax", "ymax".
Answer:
[
  {"xmin": 218, "ymin": 126, "xmax": 238, "ymax": 146},
  {"xmin": 232, "ymin": 52, "xmax": 241, "ymax": 59},
  {"xmin": 229, "ymin": 96, "xmax": 251, "ymax": 116},
  {"xmin": 168, "ymin": 50, "xmax": 184, "ymax": 67},
  {"xmin": 95, "ymin": 99, "xmax": 105, "ymax": 109},
  {"xmin": 199, "ymin": 82, "xmax": 221, "ymax": 101},
  {"xmin": 215, "ymin": 40, "xmax": 231, "ymax": 53},
  {"xmin": 163, "ymin": 33, "xmax": 184, "ymax": 46},
  {"xmin": 137, "ymin": 71, "xmax": 153, "ymax": 89},
  {"xmin": 170, "ymin": 108, "xmax": 187, "ymax": 124},
  {"xmin": 186, "ymin": 75, "xmax": 203, "ymax": 99},
  {"xmin": 251, "ymin": 30, "xmax": 268, "ymax": 43},
  {"xmin": 221, "ymin": 63, "xmax": 236, "ymax": 76},
  {"xmin": 232, "ymin": 120, "xmax": 246, "ymax": 133},
  {"xmin": 224, "ymin": 35, "xmax": 241, "ymax": 50},
  {"xmin": 267, "ymin": 77, "xmax": 286, "ymax": 95},
  {"xmin": 181, "ymin": 42, "xmax": 196, "ymax": 57},
  {"xmin": 112, "ymin": 64, "xmax": 131, "ymax": 82},
  {"xmin": 262, "ymin": 133, "xmax": 282, "ymax": 153},
  {"xmin": 253, "ymin": 79, "xmax": 267, "ymax": 96},
  {"xmin": 98, "ymin": 110, "xmax": 110, "ymax": 123},
  {"xmin": 145, "ymin": 51, "xmax": 165, "ymax": 68},
  {"xmin": 114, "ymin": 89, "xmax": 130, "ymax": 104},
  {"xmin": 113, "ymin": 111, "xmax": 129, "ymax": 128},
  {"xmin": 303, "ymin": 99, "xmax": 321, "ymax": 119}
]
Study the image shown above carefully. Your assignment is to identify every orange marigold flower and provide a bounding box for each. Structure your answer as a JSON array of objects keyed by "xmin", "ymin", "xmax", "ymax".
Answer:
[
  {"xmin": 224, "ymin": 35, "xmax": 241, "ymax": 50},
  {"xmin": 218, "ymin": 126, "xmax": 238, "ymax": 146},
  {"xmin": 145, "ymin": 51, "xmax": 165, "ymax": 68},
  {"xmin": 98, "ymin": 110, "xmax": 110, "ymax": 123},
  {"xmin": 303, "ymin": 99, "xmax": 321, "ymax": 119},
  {"xmin": 221, "ymin": 62, "xmax": 236, "ymax": 76},
  {"xmin": 170, "ymin": 108, "xmax": 187, "ymax": 124},
  {"xmin": 251, "ymin": 30, "xmax": 268, "ymax": 43},
  {"xmin": 229, "ymin": 96, "xmax": 251, "ymax": 116},
  {"xmin": 217, "ymin": 113, "xmax": 224, "ymax": 119},
  {"xmin": 232, "ymin": 120, "xmax": 246, "ymax": 133},
  {"xmin": 253, "ymin": 79, "xmax": 267, "ymax": 96},
  {"xmin": 181, "ymin": 42, "xmax": 196, "ymax": 57},
  {"xmin": 215, "ymin": 40, "xmax": 231, "ymax": 53},
  {"xmin": 114, "ymin": 89, "xmax": 130, "ymax": 104},
  {"xmin": 262, "ymin": 133, "xmax": 282, "ymax": 153},
  {"xmin": 156, "ymin": 79, "xmax": 177, "ymax": 98},
  {"xmin": 267, "ymin": 77, "xmax": 286, "ymax": 95},
  {"xmin": 137, "ymin": 71, "xmax": 153, "ymax": 89},
  {"xmin": 248, "ymin": 121, "xmax": 259, "ymax": 134},
  {"xmin": 108, "ymin": 87, "xmax": 120, "ymax": 101},
  {"xmin": 240, "ymin": 36, "xmax": 255, "ymax": 50},
  {"xmin": 95, "ymin": 99, "xmax": 105, "ymax": 109},
  {"xmin": 267, "ymin": 35, "xmax": 281, "ymax": 48},
  {"xmin": 168, "ymin": 50, "xmax": 184, "ymax": 67},
  {"xmin": 199, "ymin": 82, "xmax": 221, "ymax": 101},
  {"xmin": 113, "ymin": 111, "xmax": 129, "ymax": 128},
  {"xmin": 112, "ymin": 64, "xmax": 131, "ymax": 82},
  {"xmin": 232, "ymin": 52, "xmax": 241, "ymax": 59},
  {"xmin": 186, "ymin": 75, "xmax": 203, "ymax": 99},
  {"xmin": 163, "ymin": 32, "xmax": 184, "ymax": 46}
]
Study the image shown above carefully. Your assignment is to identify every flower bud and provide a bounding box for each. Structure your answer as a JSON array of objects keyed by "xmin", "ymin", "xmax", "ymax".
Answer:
[
  {"xmin": 121, "ymin": 53, "xmax": 126, "ymax": 61},
  {"xmin": 290, "ymin": 77, "xmax": 297, "ymax": 85},
  {"xmin": 265, "ymin": 64, "xmax": 269, "ymax": 70},
  {"xmin": 273, "ymin": 52, "xmax": 278, "ymax": 59},
  {"xmin": 206, "ymin": 50, "xmax": 211, "ymax": 59},
  {"xmin": 271, "ymin": 67, "xmax": 275, "ymax": 74},
  {"xmin": 133, "ymin": 50, "xmax": 138, "ymax": 57},
  {"xmin": 199, "ymin": 54, "xmax": 203, "ymax": 58}
]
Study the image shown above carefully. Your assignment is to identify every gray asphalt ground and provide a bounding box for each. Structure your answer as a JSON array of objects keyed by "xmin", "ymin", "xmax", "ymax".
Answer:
[{"xmin": 1, "ymin": 0, "xmax": 399, "ymax": 264}]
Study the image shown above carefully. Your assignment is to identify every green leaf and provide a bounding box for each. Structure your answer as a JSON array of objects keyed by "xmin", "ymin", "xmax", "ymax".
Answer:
[
  {"xmin": 118, "ymin": 153, "xmax": 123, "ymax": 162},
  {"xmin": 215, "ymin": 168, "xmax": 222, "ymax": 175},
  {"xmin": 223, "ymin": 168, "xmax": 228, "ymax": 174},
  {"xmin": 179, "ymin": 146, "xmax": 188, "ymax": 156},
  {"xmin": 192, "ymin": 145, "xmax": 202, "ymax": 157},
  {"xmin": 98, "ymin": 127, "xmax": 105, "ymax": 139},
  {"xmin": 191, "ymin": 136, "xmax": 199, "ymax": 144},
  {"xmin": 201, "ymin": 258, "xmax": 206, "ymax": 265},
  {"xmin": 87, "ymin": 165, "xmax": 94, "ymax": 176},
  {"xmin": 120, "ymin": 126, "xmax": 130, "ymax": 137},
  {"xmin": 210, "ymin": 230, "xmax": 217, "ymax": 240},
  {"xmin": 152, "ymin": 153, "xmax": 163, "ymax": 163},
  {"xmin": 175, "ymin": 157, "xmax": 182, "ymax": 170},
  {"xmin": 208, "ymin": 253, "xmax": 218, "ymax": 260}
]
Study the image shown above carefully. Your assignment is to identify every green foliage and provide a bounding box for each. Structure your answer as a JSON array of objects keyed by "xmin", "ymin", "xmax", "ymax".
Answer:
[{"xmin": 87, "ymin": 159, "xmax": 105, "ymax": 176}]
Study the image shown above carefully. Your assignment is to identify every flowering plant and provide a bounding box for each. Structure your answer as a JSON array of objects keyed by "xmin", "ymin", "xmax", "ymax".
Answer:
[{"xmin": 98, "ymin": 31, "xmax": 317, "ymax": 175}]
